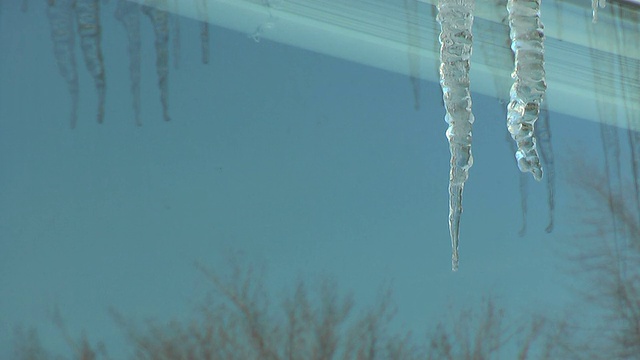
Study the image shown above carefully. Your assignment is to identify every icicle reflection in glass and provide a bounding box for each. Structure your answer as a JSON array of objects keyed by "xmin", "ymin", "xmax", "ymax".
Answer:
[
  {"xmin": 170, "ymin": 0, "xmax": 181, "ymax": 69},
  {"xmin": 46, "ymin": 0, "xmax": 79, "ymax": 129},
  {"xmin": 115, "ymin": 0, "xmax": 142, "ymax": 126},
  {"xmin": 536, "ymin": 101, "xmax": 555, "ymax": 233},
  {"xmin": 436, "ymin": 0, "xmax": 475, "ymax": 271},
  {"xmin": 201, "ymin": 21, "xmax": 210, "ymax": 65},
  {"xmin": 197, "ymin": 0, "xmax": 210, "ymax": 65},
  {"xmin": 506, "ymin": 0, "xmax": 546, "ymax": 181},
  {"xmin": 404, "ymin": 0, "xmax": 422, "ymax": 110},
  {"xmin": 592, "ymin": 0, "xmax": 607, "ymax": 23},
  {"xmin": 142, "ymin": 2, "xmax": 171, "ymax": 122},
  {"xmin": 172, "ymin": 15, "xmax": 181, "ymax": 69},
  {"xmin": 76, "ymin": 0, "xmax": 106, "ymax": 124}
]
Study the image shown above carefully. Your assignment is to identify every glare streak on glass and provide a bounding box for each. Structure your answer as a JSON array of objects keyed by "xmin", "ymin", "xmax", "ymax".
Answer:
[
  {"xmin": 506, "ymin": 0, "xmax": 545, "ymax": 181},
  {"xmin": 142, "ymin": 2, "xmax": 171, "ymax": 122},
  {"xmin": 437, "ymin": 0, "xmax": 475, "ymax": 272},
  {"xmin": 536, "ymin": 101, "xmax": 555, "ymax": 233},
  {"xmin": 115, "ymin": 0, "xmax": 142, "ymax": 126},
  {"xmin": 75, "ymin": 0, "xmax": 106, "ymax": 124},
  {"xmin": 46, "ymin": 0, "xmax": 79, "ymax": 129}
]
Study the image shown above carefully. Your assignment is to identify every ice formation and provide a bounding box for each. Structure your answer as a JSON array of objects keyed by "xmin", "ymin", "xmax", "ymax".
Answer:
[
  {"xmin": 436, "ymin": 0, "xmax": 475, "ymax": 271},
  {"xmin": 506, "ymin": 0, "xmax": 546, "ymax": 182},
  {"xmin": 115, "ymin": 0, "xmax": 142, "ymax": 126}
]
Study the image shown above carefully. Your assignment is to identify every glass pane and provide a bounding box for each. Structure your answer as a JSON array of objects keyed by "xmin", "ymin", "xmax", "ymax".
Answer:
[{"xmin": 1, "ymin": 0, "xmax": 638, "ymax": 358}]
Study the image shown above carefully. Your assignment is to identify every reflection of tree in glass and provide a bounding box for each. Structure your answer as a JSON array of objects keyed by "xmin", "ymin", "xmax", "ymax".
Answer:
[
  {"xmin": 565, "ymin": 157, "xmax": 640, "ymax": 359},
  {"xmin": 12, "ymin": 257, "xmax": 566, "ymax": 360}
]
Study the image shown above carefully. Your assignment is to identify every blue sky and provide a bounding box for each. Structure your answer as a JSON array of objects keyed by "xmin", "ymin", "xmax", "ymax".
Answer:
[{"xmin": 0, "ymin": 0, "xmax": 612, "ymax": 357}]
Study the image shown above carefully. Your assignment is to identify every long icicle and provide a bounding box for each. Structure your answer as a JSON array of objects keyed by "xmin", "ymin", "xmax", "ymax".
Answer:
[
  {"xmin": 507, "ymin": 0, "xmax": 546, "ymax": 181},
  {"xmin": 436, "ymin": 0, "xmax": 475, "ymax": 271}
]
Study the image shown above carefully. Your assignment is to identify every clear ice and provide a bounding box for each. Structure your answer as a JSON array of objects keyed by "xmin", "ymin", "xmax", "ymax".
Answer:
[
  {"xmin": 506, "ymin": 0, "xmax": 546, "ymax": 181},
  {"xmin": 437, "ymin": 0, "xmax": 476, "ymax": 271}
]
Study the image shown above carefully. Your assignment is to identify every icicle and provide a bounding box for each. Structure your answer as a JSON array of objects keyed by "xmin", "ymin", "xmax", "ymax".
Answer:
[
  {"xmin": 404, "ymin": 0, "xmax": 421, "ymax": 110},
  {"xmin": 75, "ymin": 0, "xmax": 106, "ymax": 124},
  {"xmin": 142, "ymin": 2, "xmax": 171, "ymax": 122},
  {"xmin": 47, "ymin": 0, "xmax": 79, "ymax": 129},
  {"xmin": 437, "ymin": 0, "xmax": 475, "ymax": 271},
  {"xmin": 506, "ymin": 0, "xmax": 545, "ymax": 181},
  {"xmin": 592, "ymin": 0, "xmax": 606, "ymax": 23},
  {"xmin": 115, "ymin": 0, "xmax": 142, "ymax": 126},
  {"xmin": 536, "ymin": 100, "xmax": 555, "ymax": 233}
]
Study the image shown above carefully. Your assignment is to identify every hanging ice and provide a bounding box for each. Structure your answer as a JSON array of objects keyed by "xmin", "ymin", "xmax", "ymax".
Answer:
[
  {"xmin": 75, "ymin": 0, "xmax": 106, "ymax": 124},
  {"xmin": 46, "ymin": 0, "xmax": 79, "ymax": 129},
  {"xmin": 506, "ymin": 0, "xmax": 546, "ymax": 181},
  {"xmin": 115, "ymin": 0, "xmax": 142, "ymax": 126},
  {"xmin": 142, "ymin": 2, "xmax": 171, "ymax": 122},
  {"xmin": 436, "ymin": 0, "xmax": 475, "ymax": 271}
]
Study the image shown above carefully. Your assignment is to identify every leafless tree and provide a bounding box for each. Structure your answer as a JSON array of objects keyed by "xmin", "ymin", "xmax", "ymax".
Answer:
[{"xmin": 565, "ymin": 157, "xmax": 640, "ymax": 359}]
